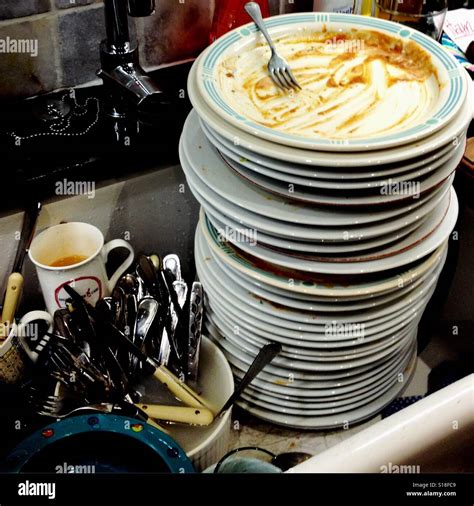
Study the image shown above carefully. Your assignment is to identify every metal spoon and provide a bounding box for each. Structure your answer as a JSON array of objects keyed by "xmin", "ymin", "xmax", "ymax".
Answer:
[
  {"xmin": 133, "ymin": 297, "xmax": 159, "ymax": 352},
  {"xmin": 53, "ymin": 309, "xmax": 75, "ymax": 341},
  {"xmin": 111, "ymin": 286, "xmax": 126, "ymax": 328},
  {"xmin": 137, "ymin": 254, "xmax": 169, "ymax": 305},
  {"xmin": 163, "ymin": 254, "xmax": 182, "ymax": 282},
  {"xmin": 118, "ymin": 273, "xmax": 140, "ymax": 296},
  {"xmin": 217, "ymin": 342, "xmax": 282, "ymax": 416}
]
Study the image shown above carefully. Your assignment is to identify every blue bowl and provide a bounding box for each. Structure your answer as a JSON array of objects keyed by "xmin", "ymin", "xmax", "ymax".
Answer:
[{"xmin": 2, "ymin": 414, "xmax": 195, "ymax": 474}]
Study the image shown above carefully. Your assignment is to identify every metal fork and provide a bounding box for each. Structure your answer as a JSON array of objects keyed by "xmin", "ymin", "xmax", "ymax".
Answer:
[
  {"xmin": 25, "ymin": 380, "xmax": 82, "ymax": 418},
  {"xmin": 244, "ymin": 2, "xmax": 301, "ymax": 91}
]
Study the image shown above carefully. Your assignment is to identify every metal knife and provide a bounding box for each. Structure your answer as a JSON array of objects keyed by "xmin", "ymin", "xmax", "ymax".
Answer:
[{"xmin": 187, "ymin": 282, "xmax": 203, "ymax": 382}]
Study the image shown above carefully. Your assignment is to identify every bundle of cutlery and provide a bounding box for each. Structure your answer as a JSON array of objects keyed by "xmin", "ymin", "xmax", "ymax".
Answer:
[{"xmin": 23, "ymin": 253, "xmax": 211, "ymax": 428}]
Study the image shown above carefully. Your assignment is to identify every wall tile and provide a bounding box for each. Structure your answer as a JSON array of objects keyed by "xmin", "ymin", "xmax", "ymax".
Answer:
[
  {"xmin": 1, "ymin": 0, "xmax": 217, "ymax": 98},
  {"xmin": 0, "ymin": 0, "xmax": 51, "ymax": 21},
  {"xmin": 58, "ymin": 6, "xmax": 105, "ymax": 87},
  {"xmin": 139, "ymin": 0, "xmax": 213, "ymax": 68},
  {"xmin": 0, "ymin": 17, "xmax": 59, "ymax": 99},
  {"xmin": 55, "ymin": 0, "xmax": 102, "ymax": 9}
]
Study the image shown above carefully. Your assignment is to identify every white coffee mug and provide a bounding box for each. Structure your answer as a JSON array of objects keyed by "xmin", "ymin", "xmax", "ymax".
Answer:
[{"xmin": 28, "ymin": 222, "xmax": 134, "ymax": 314}]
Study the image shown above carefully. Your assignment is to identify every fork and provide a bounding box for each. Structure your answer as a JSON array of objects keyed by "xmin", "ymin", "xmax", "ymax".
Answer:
[
  {"xmin": 30, "ymin": 387, "xmax": 213, "ymax": 428},
  {"xmin": 244, "ymin": 2, "xmax": 301, "ymax": 91}
]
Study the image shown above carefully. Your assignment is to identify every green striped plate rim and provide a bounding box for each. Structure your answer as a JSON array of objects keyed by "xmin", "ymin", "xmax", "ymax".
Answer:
[{"xmin": 198, "ymin": 13, "xmax": 466, "ymax": 150}]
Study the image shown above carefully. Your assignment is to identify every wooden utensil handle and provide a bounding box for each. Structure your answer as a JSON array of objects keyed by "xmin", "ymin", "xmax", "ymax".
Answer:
[
  {"xmin": 1, "ymin": 272, "xmax": 24, "ymax": 324},
  {"xmin": 136, "ymin": 404, "xmax": 214, "ymax": 426}
]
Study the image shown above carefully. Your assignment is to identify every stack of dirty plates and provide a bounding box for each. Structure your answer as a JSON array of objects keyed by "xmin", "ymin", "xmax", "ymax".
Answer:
[
  {"xmin": 181, "ymin": 111, "xmax": 459, "ymax": 273},
  {"xmin": 195, "ymin": 223, "xmax": 447, "ymax": 428},
  {"xmin": 179, "ymin": 13, "xmax": 471, "ymax": 428}
]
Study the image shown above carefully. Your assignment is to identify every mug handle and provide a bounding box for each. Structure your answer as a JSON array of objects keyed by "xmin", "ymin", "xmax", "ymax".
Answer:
[
  {"xmin": 102, "ymin": 239, "xmax": 135, "ymax": 292},
  {"xmin": 17, "ymin": 310, "xmax": 54, "ymax": 363}
]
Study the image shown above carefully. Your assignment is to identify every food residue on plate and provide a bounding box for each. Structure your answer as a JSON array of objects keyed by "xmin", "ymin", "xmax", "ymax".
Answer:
[{"xmin": 217, "ymin": 29, "xmax": 441, "ymax": 140}]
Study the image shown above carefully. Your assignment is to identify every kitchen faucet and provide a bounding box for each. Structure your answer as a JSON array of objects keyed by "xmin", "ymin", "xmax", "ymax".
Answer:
[{"xmin": 98, "ymin": 0, "xmax": 162, "ymax": 119}]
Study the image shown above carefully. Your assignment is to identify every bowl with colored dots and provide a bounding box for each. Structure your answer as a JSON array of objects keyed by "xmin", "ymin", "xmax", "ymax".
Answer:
[{"xmin": 2, "ymin": 414, "xmax": 194, "ymax": 473}]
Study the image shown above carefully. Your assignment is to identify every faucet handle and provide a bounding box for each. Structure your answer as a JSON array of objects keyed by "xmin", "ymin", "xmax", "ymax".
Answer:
[{"xmin": 128, "ymin": 0, "xmax": 155, "ymax": 17}]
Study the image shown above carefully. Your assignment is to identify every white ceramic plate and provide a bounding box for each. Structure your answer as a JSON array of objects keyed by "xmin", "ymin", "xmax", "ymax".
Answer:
[
  {"xmin": 200, "ymin": 189, "xmax": 457, "ymax": 275},
  {"xmin": 238, "ymin": 343, "xmax": 413, "ymax": 401},
  {"xmin": 207, "ymin": 239, "xmax": 446, "ymax": 316},
  {"xmin": 196, "ymin": 181, "xmax": 427, "ymax": 254},
  {"xmin": 197, "ymin": 228, "xmax": 439, "ymax": 334},
  {"xmin": 205, "ymin": 189, "xmax": 450, "ymax": 263},
  {"xmin": 182, "ymin": 110, "xmax": 458, "ymax": 220},
  {"xmin": 201, "ymin": 263, "xmax": 427, "ymax": 342},
  {"xmin": 189, "ymin": 56, "xmax": 472, "ymax": 166},
  {"xmin": 210, "ymin": 311, "xmax": 415, "ymax": 374},
  {"xmin": 239, "ymin": 374, "xmax": 401, "ymax": 415},
  {"xmin": 228, "ymin": 351, "xmax": 411, "ymax": 398},
  {"xmin": 203, "ymin": 198, "xmax": 438, "ymax": 256},
  {"xmin": 195, "ymin": 13, "xmax": 467, "ymax": 151},
  {"xmin": 233, "ymin": 346, "xmax": 417, "ymax": 428},
  {"xmin": 186, "ymin": 166, "xmax": 450, "ymax": 243},
  {"xmin": 239, "ymin": 350, "xmax": 413, "ymax": 413},
  {"xmin": 197, "ymin": 216, "xmax": 448, "ymax": 297},
  {"xmin": 205, "ymin": 316, "xmax": 414, "ymax": 393},
  {"xmin": 180, "ymin": 126, "xmax": 454, "ymax": 242},
  {"xmin": 204, "ymin": 277, "xmax": 435, "ymax": 352},
  {"xmin": 197, "ymin": 238, "xmax": 434, "ymax": 358},
  {"xmin": 210, "ymin": 318, "xmax": 414, "ymax": 377},
  {"xmin": 220, "ymin": 250, "xmax": 447, "ymax": 303},
  {"xmin": 208, "ymin": 240, "xmax": 447, "ymax": 311},
  {"xmin": 216, "ymin": 136, "xmax": 465, "ymax": 191},
  {"xmin": 225, "ymin": 317, "xmax": 416, "ymax": 363},
  {"xmin": 200, "ymin": 118, "xmax": 460, "ymax": 181},
  {"xmin": 205, "ymin": 314, "xmax": 416, "ymax": 380},
  {"xmin": 240, "ymin": 359, "xmax": 405, "ymax": 406},
  {"xmin": 221, "ymin": 340, "xmax": 414, "ymax": 395},
  {"xmin": 203, "ymin": 287, "xmax": 423, "ymax": 349},
  {"xmin": 207, "ymin": 203, "xmax": 423, "ymax": 255},
  {"xmin": 221, "ymin": 146, "xmax": 462, "ymax": 205},
  {"xmin": 201, "ymin": 276, "xmax": 427, "ymax": 353},
  {"xmin": 207, "ymin": 304, "xmax": 421, "ymax": 364}
]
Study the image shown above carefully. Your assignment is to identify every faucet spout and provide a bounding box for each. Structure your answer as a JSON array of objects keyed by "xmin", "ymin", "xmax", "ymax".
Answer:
[
  {"xmin": 98, "ymin": 63, "xmax": 162, "ymax": 107},
  {"xmin": 99, "ymin": 0, "xmax": 161, "ymax": 118}
]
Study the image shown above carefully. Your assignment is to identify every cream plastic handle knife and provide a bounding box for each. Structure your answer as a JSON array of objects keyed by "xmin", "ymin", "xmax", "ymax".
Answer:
[
  {"xmin": 144, "ymin": 417, "xmax": 171, "ymax": 434},
  {"xmin": 153, "ymin": 364, "xmax": 215, "ymax": 412},
  {"xmin": 1, "ymin": 272, "xmax": 24, "ymax": 325},
  {"xmin": 136, "ymin": 404, "xmax": 214, "ymax": 426}
]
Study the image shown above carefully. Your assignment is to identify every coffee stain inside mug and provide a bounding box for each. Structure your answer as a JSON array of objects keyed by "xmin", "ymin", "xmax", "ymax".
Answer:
[{"xmin": 49, "ymin": 254, "xmax": 89, "ymax": 268}]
